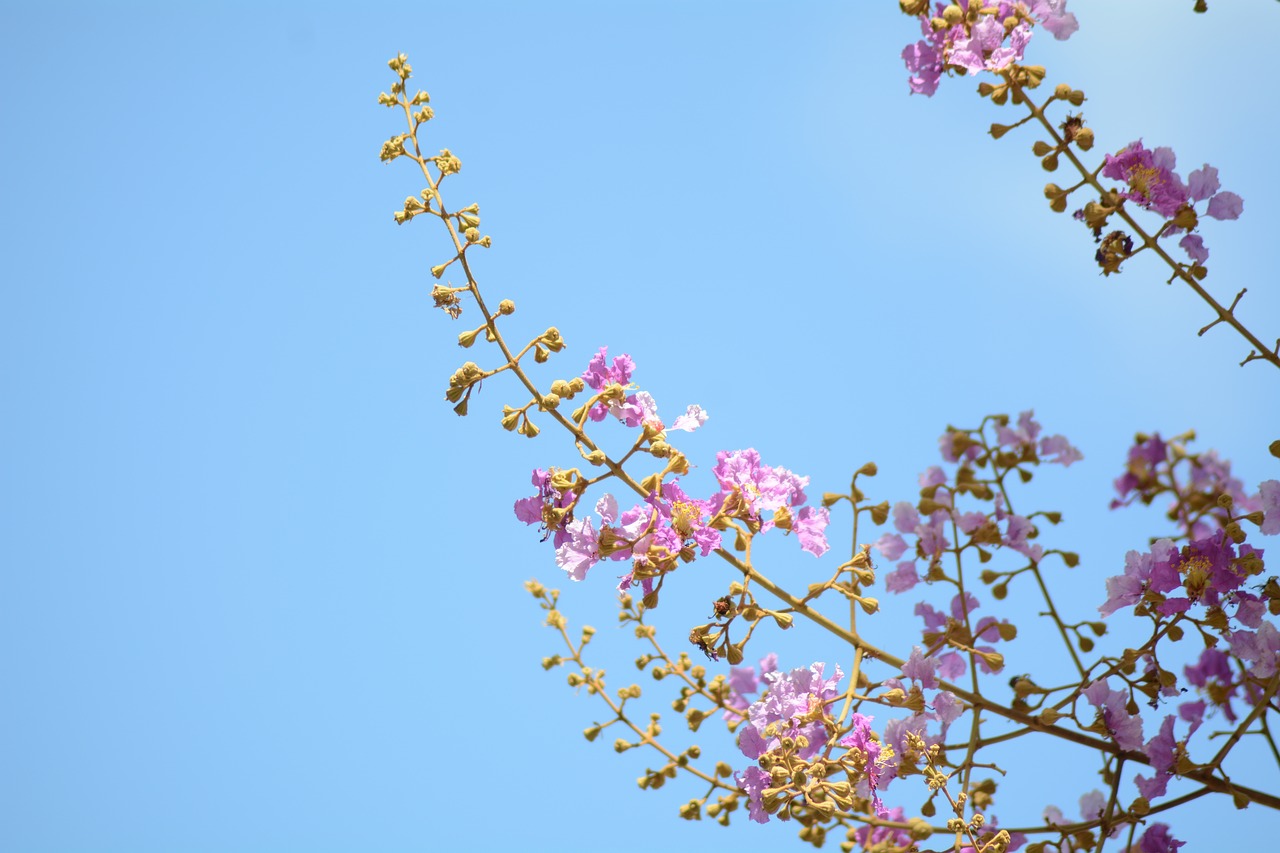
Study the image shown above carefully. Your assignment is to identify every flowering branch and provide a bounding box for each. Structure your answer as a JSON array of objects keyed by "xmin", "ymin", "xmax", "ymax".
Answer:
[{"xmin": 379, "ymin": 3, "xmax": 1280, "ymax": 846}]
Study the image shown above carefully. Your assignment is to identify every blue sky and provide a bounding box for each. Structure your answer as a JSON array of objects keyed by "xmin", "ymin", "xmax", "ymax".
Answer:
[{"xmin": 3, "ymin": 2, "xmax": 1278, "ymax": 851}]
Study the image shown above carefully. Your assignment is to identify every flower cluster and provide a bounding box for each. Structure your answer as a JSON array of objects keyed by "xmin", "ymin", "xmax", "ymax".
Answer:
[
  {"xmin": 876, "ymin": 411, "xmax": 1081, "ymax": 594},
  {"xmin": 516, "ymin": 348, "xmax": 830, "ymax": 590},
  {"xmin": 1096, "ymin": 140, "xmax": 1243, "ymax": 263},
  {"xmin": 901, "ymin": 0, "xmax": 1078, "ymax": 97}
]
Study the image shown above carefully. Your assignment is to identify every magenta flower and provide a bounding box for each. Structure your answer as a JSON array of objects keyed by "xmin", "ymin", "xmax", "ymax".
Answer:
[
  {"xmin": 1098, "ymin": 540, "xmax": 1178, "ymax": 617},
  {"xmin": 1102, "ymin": 141, "xmax": 1189, "ymax": 218},
  {"xmin": 838, "ymin": 713, "xmax": 889, "ymax": 818},
  {"xmin": 712, "ymin": 449, "xmax": 807, "ymax": 516},
  {"xmin": 712, "ymin": 449, "xmax": 828, "ymax": 555},
  {"xmin": 1083, "ymin": 679, "xmax": 1145, "ymax": 751},
  {"xmin": 1134, "ymin": 715, "xmax": 1177, "ymax": 801},
  {"xmin": 1183, "ymin": 648, "xmax": 1239, "ymax": 722},
  {"xmin": 1137, "ymin": 823, "xmax": 1185, "ymax": 853},
  {"xmin": 514, "ymin": 468, "xmax": 578, "ymax": 546},
  {"xmin": 1111, "ymin": 433, "xmax": 1168, "ymax": 508},
  {"xmin": 580, "ymin": 346, "xmax": 634, "ymax": 391}
]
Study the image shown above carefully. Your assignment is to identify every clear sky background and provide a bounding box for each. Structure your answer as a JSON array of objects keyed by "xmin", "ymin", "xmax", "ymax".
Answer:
[{"xmin": 3, "ymin": 2, "xmax": 1278, "ymax": 851}]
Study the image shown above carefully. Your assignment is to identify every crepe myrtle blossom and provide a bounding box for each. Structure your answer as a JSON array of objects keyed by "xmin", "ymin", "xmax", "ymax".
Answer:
[
  {"xmin": 712, "ymin": 449, "xmax": 830, "ymax": 557},
  {"xmin": 1134, "ymin": 709, "xmax": 1205, "ymax": 802},
  {"xmin": 1045, "ymin": 790, "xmax": 1109, "ymax": 832},
  {"xmin": 735, "ymin": 662, "xmax": 844, "ymax": 823},
  {"xmin": 737, "ymin": 662, "xmax": 844, "ymax": 762},
  {"xmin": 1261, "ymin": 480, "xmax": 1280, "ymax": 535},
  {"xmin": 1183, "ymin": 648, "xmax": 1240, "ymax": 723},
  {"xmin": 997, "ymin": 410, "xmax": 1083, "ymax": 467},
  {"xmin": 899, "ymin": 1, "xmax": 1078, "ymax": 97},
  {"xmin": 579, "ymin": 347, "xmax": 708, "ymax": 433},
  {"xmin": 838, "ymin": 713, "xmax": 891, "ymax": 819},
  {"xmin": 852, "ymin": 805, "xmax": 912, "ymax": 849},
  {"xmin": 1111, "ymin": 433, "xmax": 1168, "ymax": 509},
  {"xmin": 555, "ymin": 480, "xmax": 726, "ymax": 585},
  {"xmin": 514, "ymin": 468, "xmax": 580, "ymax": 546},
  {"xmin": 1134, "ymin": 823, "xmax": 1185, "ymax": 853},
  {"xmin": 723, "ymin": 653, "xmax": 779, "ymax": 723},
  {"xmin": 1100, "ymin": 534, "xmax": 1265, "ymax": 618},
  {"xmin": 1101, "ymin": 141, "xmax": 1243, "ymax": 263},
  {"xmin": 1227, "ymin": 621, "xmax": 1280, "ymax": 680},
  {"xmin": 1083, "ymin": 679, "xmax": 1145, "ymax": 752}
]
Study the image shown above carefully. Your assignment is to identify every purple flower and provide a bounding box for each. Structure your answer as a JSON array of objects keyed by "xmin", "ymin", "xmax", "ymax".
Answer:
[
  {"xmin": 901, "ymin": 646, "xmax": 940, "ymax": 689},
  {"xmin": 580, "ymin": 346, "xmax": 634, "ymax": 391},
  {"xmin": 735, "ymin": 766, "xmax": 771, "ymax": 824},
  {"xmin": 838, "ymin": 713, "xmax": 890, "ymax": 818},
  {"xmin": 1112, "ymin": 434, "xmax": 1168, "ymax": 508},
  {"xmin": 1179, "ymin": 233, "xmax": 1208, "ymax": 263},
  {"xmin": 1137, "ymin": 823, "xmax": 1185, "ymax": 853},
  {"xmin": 853, "ymin": 806, "xmax": 912, "ymax": 849},
  {"xmin": 1227, "ymin": 622, "xmax": 1280, "ymax": 680},
  {"xmin": 893, "ymin": 501, "xmax": 920, "ymax": 534},
  {"xmin": 738, "ymin": 662, "xmax": 844, "ymax": 762},
  {"xmin": 901, "ymin": 15, "xmax": 943, "ymax": 97},
  {"xmin": 874, "ymin": 532, "xmax": 909, "ymax": 561},
  {"xmin": 1031, "ymin": 0, "xmax": 1079, "ymax": 40},
  {"xmin": 1206, "ymin": 191, "xmax": 1243, "ymax": 220},
  {"xmin": 886, "ymin": 561, "xmax": 920, "ymax": 594},
  {"xmin": 997, "ymin": 410, "xmax": 1042, "ymax": 448},
  {"xmin": 1039, "ymin": 434, "xmax": 1083, "ymax": 467},
  {"xmin": 1083, "ymin": 679, "xmax": 1145, "ymax": 751},
  {"xmin": 555, "ymin": 516, "xmax": 600, "ymax": 581},
  {"xmin": 1260, "ymin": 479, "xmax": 1280, "ymax": 535},
  {"xmin": 1102, "ymin": 141, "xmax": 1189, "ymax": 219},
  {"xmin": 1134, "ymin": 715, "xmax": 1177, "ymax": 801},
  {"xmin": 712, "ymin": 449, "xmax": 808, "ymax": 517},
  {"xmin": 725, "ymin": 653, "xmax": 778, "ymax": 722},
  {"xmin": 794, "ymin": 505, "xmax": 831, "ymax": 557}
]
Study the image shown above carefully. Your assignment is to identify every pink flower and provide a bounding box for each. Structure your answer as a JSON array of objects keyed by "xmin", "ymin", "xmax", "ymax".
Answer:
[
  {"xmin": 580, "ymin": 346, "xmax": 634, "ymax": 390},
  {"xmin": 794, "ymin": 506, "xmax": 831, "ymax": 557},
  {"xmin": 1039, "ymin": 434, "xmax": 1083, "ymax": 467},
  {"xmin": 997, "ymin": 410, "xmax": 1042, "ymax": 448},
  {"xmin": 886, "ymin": 561, "xmax": 920, "ymax": 593},
  {"xmin": 1137, "ymin": 823, "xmax": 1185, "ymax": 853},
  {"xmin": 555, "ymin": 516, "xmax": 600, "ymax": 581},
  {"xmin": 1260, "ymin": 479, "xmax": 1280, "ymax": 535},
  {"xmin": 1102, "ymin": 141, "xmax": 1189, "ymax": 219},
  {"xmin": 1206, "ymin": 191, "xmax": 1243, "ymax": 220},
  {"xmin": 1083, "ymin": 679, "xmax": 1145, "ymax": 751},
  {"xmin": 874, "ymin": 533, "xmax": 909, "ymax": 561},
  {"xmin": 1031, "ymin": 0, "xmax": 1079, "ymax": 40}
]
